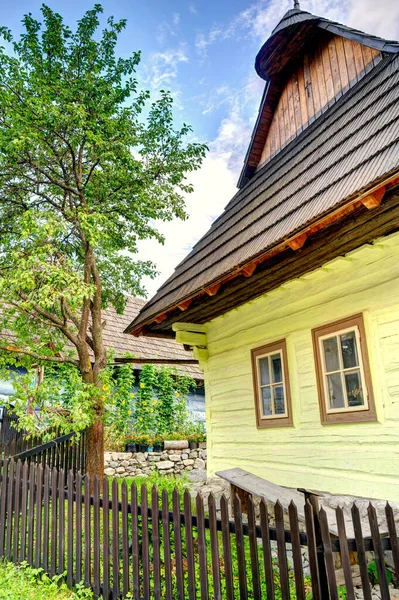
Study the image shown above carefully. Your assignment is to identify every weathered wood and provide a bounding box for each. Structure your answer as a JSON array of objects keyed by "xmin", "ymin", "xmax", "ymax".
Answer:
[
  {"xmin": 289, "ymin": 501, "xmax": 306, "ymax": 600},
  {"xmin": 162, "ymin": 489, "xmax": 173, "ymax": 600},
  {"xmin": 209, "ymin": 492, "xmax": 222, "ymax": 600},
  {"xmin": 92, "ymin": 476, "xmax": 100, "ymax": 597},
  {"xmin": 336, "ymin": 506, "xmax": 355, "ymax": 600},
  {"xmin": 102, "ymin": 477, "xmax": 110, "ymax": 600},
  {"xmin": 121, "ymin": 479, "xmax": 129, "ymax": 598},
  {"xmin": 84, "ymin": 474, "xmax": 91, "ymax": 588},
  {"xmin": 368, "ymin": 503, "xmax": 390, "ymax": 600},
  {"xmin": 50, "ymin": 467, "xmax": 58, "ymax": 576},
  {"xmin": 75, "ymin": 472, "xmax": 83, "ymax": 585},
  {"xmin": 220, "ymin": 494, "xmax": 234, "ymax": 600},
  {"xmin": 233, "ymin": 494, "xmax": 248, "ymax": 600},
  {"xmin": 19, "ymin": 461, "xmax": 28, "ymax": 562},
  {"xmin": 196, "ymin": 492, "xmax": 209, "ymax": 600},
  {"xmin": 111, "ymin": 478, "xmax": 119, "ymax": 599},
  {"xmin": 67, "ymin": 470, "xmax": 74, "ymax": 588},
  {"xmin": 0, "ymin": 457, "xmax": 9, "ymax": 557},
  {"xmin": 305, "ymin": 500, "xmax": 321, "ymax": 600},
  {"xmin": 183, "ymin": 490, "xmax": 196, "ymax": 600},
  {"xmin": 275, "ymin": 500, "xmax": 290, "ymax": 600},
  {"xmin": 173, "ymin": 487, "xmax": 185, "ymax": 600},
  {"xmin": 351, "ymin": 504, "xmax": 372, "ymax": 600},
  {"xmin": 319, "ymin": 507, "xmax": 338, "ymax": 600},
  {"xmin": 12, "ymin": 460, "xmax": 22, "ymax": 563},
  {"xmin": 27, "ymin": 462, "xmax": 35, "ymax": 566},
  {"xmin": 247, "ymin": 495, "xmax": 261, "ymax": 600},
  {"xmin": 260, "ymin": 499, "xmax": 275, "ymax": 600},
  {"xmin": 34, "ymin": 463, "xmax": 42, "ymax": 568},
  {"xmin": 131, "ymin": 482, "xmax": 140, "ymax": 600},
  {"xmin": 152, "ymin": 486, "xmax": 162, "ymax": 600},
  {"xmin": 58, "ymin": 469, "xmax": 65, "ymax": 573},
  {"xmin": 385, "ymin": 502, "xmax": 399, "ymax": 585}
]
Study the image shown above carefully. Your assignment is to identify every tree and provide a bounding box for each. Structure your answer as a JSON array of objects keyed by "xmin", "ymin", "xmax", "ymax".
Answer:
[{"xmin": 0, "ymin": 5, "xmax": 207, "ymax": 479}]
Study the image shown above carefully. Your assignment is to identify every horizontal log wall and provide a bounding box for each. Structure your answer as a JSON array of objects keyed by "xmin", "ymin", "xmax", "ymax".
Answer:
[
  {"xmin": 204, "ymin": 229, "xmax": 399, "ymax": 501},
  {"xmin": 258, "ymin": 35, "xmax": 381, "ymax": 167}
]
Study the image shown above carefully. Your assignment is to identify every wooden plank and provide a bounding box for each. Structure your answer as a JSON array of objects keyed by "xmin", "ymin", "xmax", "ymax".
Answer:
[
  {"xmin": 102, "ymin": 477, "xmax": 110, "ymax": 600},
  {"xmin": 209, "ymin": 492, "xmax": 222, "ymax": 600},
  {"xmin": 50, "ymin": 468, "xmax": 58, "ymax": 576},
  {"xmin": 286, "ymin": 76, "xmax": 296, "ymax": 139},
  {"xmin": 233, "ymin": 494, "xmax": 248, "ymax": 600},
  {"xmin": 141, "ymin": 483, "xmax": 150, "ymax": 600},
  {"xmin": 92, "ymin": 476, "xmax": 100, "ymax": 597},
  {"xmin": 220, "ymin": 494, "xmax": 234, "ymax": 600},
  {"xmin": 162, "ymin": 489, "xmax": 173, "ymax": 600},
  {"xmin": 58, "ymin": 469, "xmax": 65, "ymax": 573},
  {"xmin": 196, "ymin": 492, "xmax": 209, "ymax": 600},
  {"xmin": 183, "ymin": 490, "xmax": 196, "ymax": 600},
  {"xmin": 34, "ymin": 463, "xmax": 43, "ymax": 568},
  {"xmin": 361, "ymin": 44, "xmax": 374, "ymax": 73},
  {"xmin": 247, "ymin": 495, "xmax": 261, "ymax": 600},
  {"xmin": 368, "ymin": 503, "xmax": 390, "ymax": 600},
  {"xmin": 67, "ymin": 470, "xmax": 74, "ymax": 587},
  {"xmin": 315, "ymin": 45, "xmax": 328, "ymax": 110},
  {"xmin": 385, "ymin": 503, "xmax": 399, "ymax": 585},
  {"xmin": 173, "ymin": 487, "xmax": 185, "ymax": 600},
  {"xmin": 309, "ymin": 47, "xmax": 321, "ymax": 116},
  {"xmin": 319, "ymin": 507, "xmax": 338, "ymax": 600},
  {"xmin": 121, "ymin": 479, "xmax": 129, "ymax": 598},
  {"xmin": 351, "ymin": 504, "xmax": 372, "ymax": 600},
  {"xmin": 343, "ymin": 37, "xmax": 357, "ymax": 84},
  {"xmin": 75, "ymin": 472, "xmax": 83, "ymax": 585},
  {"xmin": 289, "ymin": 501, "xmax": 305, "ymax": 600},
  {"xmin": 131, "ymin": 482, "xmax": 139, "ymax": 600},
  {"xmin": 328, "ymin": 37, "xmax": 342, "ymax": 98},
  {"xmin": 19, "ymin": 461, "xmax": 28, "ymax": 562},
  {"xmin": 352, "ymin": 40, "xmax": 365, "ymax": 77},
  {"xmin": 334, "ymin": 36, "xmax": 349, "ymax": 90},
  {"xmin": 297, "ymin": 63, "xmax": 308, "ymax": 126},
  {"xmin": 27, "ymin": 462, "xmax": 35, "ymax": 566},
  {"xmin": 275, "ymin": 500, "xmax": 290, "ymax": 600},
  {"xmin": 281, "ymin": 86, "xmax": 291, "ymax": 144},
  {"xmin": 260, "ymin": 499, "xmax": 274, "ymax": 600},
  {"xmin": 152, "ymin": 486, "xmax": 162, "ymax": 600},
  {"xmin": 336, "ymin": 507, "xmax": 355, "ymax": 600},
  {"xmin": 321, "ymin": 41, "xmax": 334, "ymax": 103},
  {"xmin": 0, "ymin": 457, "xmax": 8, "ymax": 558},
  {"xmin": 292, "ymin": 71, "xmax": 302, "ymax": 133},
  {"xmin": 84, "ymin": 474, "xmax": 91, "ymax": 588},
  {"xmin": 305, "ymin": 500, "xmax": 321, "ymax": 600},
  {"xmin": 111, "ymin": 478, "xmax": 119, "ymax": 599},
  {"xmin": 12, "ymin": 460, "xmax": 22, "ymax": 562},
  {"xmin": 277, "ymin": 97, "xmax": 286, "ymax": 151}
]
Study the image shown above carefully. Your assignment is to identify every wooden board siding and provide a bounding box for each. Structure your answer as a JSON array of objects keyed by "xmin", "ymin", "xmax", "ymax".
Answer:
[
  {"xmin": 202, "ymin": 230, "xmax": 399, "ymax": 502},
  {"xmin": 258, "ymin": 36, "xmax": 381, "ymax": 167}
]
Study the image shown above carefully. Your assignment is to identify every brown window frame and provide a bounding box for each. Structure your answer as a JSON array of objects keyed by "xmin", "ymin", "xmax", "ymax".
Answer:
[
  {"xmin": 312, "ymin": 313, "xmax": 376, "ymax": 425},
  {"xmin": 251, "ymin": 339, "xmax": 293, "ymax": 429}
]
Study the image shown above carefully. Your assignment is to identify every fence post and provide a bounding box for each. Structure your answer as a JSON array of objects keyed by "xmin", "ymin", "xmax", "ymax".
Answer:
[{"xmin": 303, "ymin": 492, "xmax": 329, "ymax": 600}]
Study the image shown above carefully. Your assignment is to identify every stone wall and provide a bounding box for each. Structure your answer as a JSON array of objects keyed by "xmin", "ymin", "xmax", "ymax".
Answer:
[{"xmin": 104, "ymin": 441, "xmax": 207, "ymax": 479}]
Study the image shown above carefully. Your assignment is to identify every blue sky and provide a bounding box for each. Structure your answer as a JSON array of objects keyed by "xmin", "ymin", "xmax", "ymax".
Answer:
[{"xmin": 1, "ymin": 0, "xmax": 399, "ymax": 298}]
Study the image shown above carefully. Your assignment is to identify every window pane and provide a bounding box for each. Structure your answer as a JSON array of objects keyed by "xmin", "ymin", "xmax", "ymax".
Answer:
[
  {"xmin": 273, "ymin": 386, "xmax": 285, "ymax": 414},
  {"xmin": 322, "ymin": 336, "xmax": 340, "ymax": 372},
  {"xmin": 259, "ymin": 357, "xmax": 270, "ymax": 386},
  {"xmin": 271, "ymin": 353, "xmax": 283, "ymax": 383},
  {"xmin": 340, "ymin": 331, "xmax": 359, "ymax": 369},
  {"xmin": 345, "ymin": 370, "xmax": 364, "ymax": 407},
  {"xmin": 262, "ymin": 387, "xmax": 272, "ymax": 415},
  {"xmin": 326, "ymin": 373, "xmax": 345, "ymax": 409}
]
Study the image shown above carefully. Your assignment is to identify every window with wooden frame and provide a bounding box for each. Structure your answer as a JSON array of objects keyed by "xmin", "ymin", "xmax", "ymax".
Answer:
[
  {"xmin": 251, "ymin": 339, "xmax": 293, "ymax": 428},
  {"xmin": 312, "ymin": 314, "xmax": 376, "ymax": 424}
]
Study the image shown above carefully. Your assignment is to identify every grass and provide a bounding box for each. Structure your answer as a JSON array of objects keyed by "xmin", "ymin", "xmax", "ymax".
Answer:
[{"xmin": 0, "ymin": 560, "xmax": 94, "ymax": 599}]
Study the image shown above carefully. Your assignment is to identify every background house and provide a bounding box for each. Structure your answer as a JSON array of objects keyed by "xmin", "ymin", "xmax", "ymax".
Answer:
[{"xmin": 127, "ymin": 7, "xmax": 399, "ymax": 500}]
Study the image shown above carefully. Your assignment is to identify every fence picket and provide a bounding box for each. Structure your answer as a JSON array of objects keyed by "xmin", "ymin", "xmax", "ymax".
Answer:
[
  {"xmin": 275, "ymin": 500, "xmax": 290, "ymax": 600},
  {"xmin": 0, "ymin": 457, "xmax": 9, "ymax": 557},
  {"xmin": 247, "ymin": 495, "xmax": 261, "ymax": 600},
  {"xmin": 233, "ymin": 494, "xmax": 248, "ymax": 600},
  {"xmin": 260, "ymin": 499, "xmax": 274, "ymax": 600},
  {"xmin": 131, "ymin": 482, "xmax": 140, "ymax": 600},
  {"xmin": 162, "ymin": 489, "xmax": 173, "ymax": 600},
  {"xmin": 305, "ymin": 500, "xmax": 321, "ymax": 600},
  {"xmin": 184, "ymin": 490, "xmax": 196, "ymax": 600},
  {"xmin": 152, "ymin": 486, "xmax": 162, "ymax": 600},
  {"xmin": 111, "ymin": 478, "xmax": 120, "ymax": 599},
  {"xmin": 67, "ymin": 470, "xmax": 74, "ymax": 587},
  {"xmin": 50, "ymin": 467, "xmax": 58, "ymax": 576},
  {"xmin": 92, "ymin": 475, "xmax": 100, "ymax": 598},
  {"xmin": 19, "ymin": 461, "xmax": 28, "ymax": 562},
  {"xmin": 319, "ymin": 507, "xmax": 338, "ymax": 600},
  {"xmin": 351, "ymin": 504, "xmax": 372, "ymax": 600},
  {"xmin": 289, "ymin": 501, "xmax": 306, "ymax": 600},
  {"xmin": 102, "ymin": 477, "xmax": 110, "ymax": 600},
  {"xmin": 385, "ymin": 502, "xmax": 399, "ymax": 585},
  {"xmin": 27, "ymin": 462, "xmax": 35, "ymax": 566},
  {"xmin": 209, "ymin": 492, "xmax": 222, "ymax": 600},
  {"xmin": 121, "ymin": 479, "xmax": 129, "ymax": 598},
  {"xmin": 34, "ymin": 464, "xmax": 43, "ymax": 568},
  {"xmin": 84, "ymin": 474, "xmax": 91, "ymax": 588},
  {"xmin": 220, "ymin": 494, "xmax": 234, "ymax": 600},
  {"xmin": 196, "ymin": 492, "xmax": 209, "ymax": 600},
  {"xmin": 12, "ymin": 460, "xmax": 22, "ymax": 562},
  {"xmin": 368, "ymin": 503, "xmax": 390, "ymax": 600},
  {"xmin": 141, "ymin": 483, "xmax": 150, "ymax": 600},
  {"xmin": 336, "ymin": 506, "xmax": 355, "ymax": 600},
  {"xmin": 58, "ymin": 469, "xmax": 65, "ymax": 573},
  {"xmin": 75, "ymin": 472, "xmax": 83, "ymax": 585},
  {"xmin": 173, "ymin": 487, "xmax": 185, "ymax": 600}
]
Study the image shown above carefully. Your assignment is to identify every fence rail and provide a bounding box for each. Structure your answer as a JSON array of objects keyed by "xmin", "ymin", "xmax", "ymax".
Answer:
[{"xmin": 0, "ymin": 458, "xmax": 398, "ymax": 600}]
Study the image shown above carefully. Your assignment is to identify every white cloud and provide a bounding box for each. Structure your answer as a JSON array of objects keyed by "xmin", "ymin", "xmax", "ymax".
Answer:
[
  {"xmin": 156, "ymin": 13, "xmax": 181, "ymax": 45},
  {"xmin": 145, "ymin": 45, "xmax": 189, "ymax": 91}
]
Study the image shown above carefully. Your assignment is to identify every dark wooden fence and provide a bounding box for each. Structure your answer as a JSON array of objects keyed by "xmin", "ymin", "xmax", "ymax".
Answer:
[{"xmin": 0, "ymin": 458, "xmax": 398, "ymax": 600}]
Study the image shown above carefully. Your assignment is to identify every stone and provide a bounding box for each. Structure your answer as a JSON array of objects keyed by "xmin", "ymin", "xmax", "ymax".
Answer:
[
  {"xmin": 121, "ymin": 460, "xmax": 130, "ymax": 467},
  {"xmin": 135, "ymin": 452, "xmax": 147, "ymax": 463},
  {"xmin": 148, "ymin": 455, "xmax": 160, "ymax": 462},
  {"xmin": 164, "ymin": 440, "xmax": 189, "ymax": 450},
  {"xmin": 193, "ymin": 458, "xmax": 206, "ymax": 470},
  {"xmin": 200, "ymin": 450, "xmax": 207, "ymax": 459},
  {"xmin": 198, "ymin": 442, "xmax": 207, "ymax": 449},
  {"xmin": 109, "ymin": 461, "xmax": 118, "ymax": 468},
  {"xmin": 156, "ymin": 461, "xmax": 175, "ymax": 470},
  {"xmin": 183, "ymin": 459, "xmax": 194, "ymax": 466},
  {"xmin": 115, "ymin": 467, "xmax": 125, "ymax": 474},
  {"xmin": 181, "ymin": 453, "xmax": 188, "ymax": 461},
  {"xmin": 104, "ymin": 467, "xmax": 115, "ymax": 476},
  {"xmin": 104, "ymin": 453, "xmax": 112, "ymax": 462}
]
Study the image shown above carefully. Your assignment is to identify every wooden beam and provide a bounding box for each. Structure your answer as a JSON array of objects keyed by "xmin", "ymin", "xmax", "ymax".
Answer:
[
  {"xmin": 288, "ymin": 232, "xmax": 308, "ymax": 250},
  {"xmin": 193, "ymin": 347, "xmax": 209, "ymax": 362},
  {"xmin": 177, "ymin": 299, "xmax": 192, "ymax": 311},
  {"xmin": 175, "ymin": 331, "xmax": 207, "ymax": 347},
  {"xmin": 172, "ymin": 322, "xmax": 207, "ymax": 333},
  {"xmin": 154, "ymin": 312, "xmax": 167, "ymax": 324},
  {"xmin": 241, "ymin": 261, "xmax": 259, "ymax": 277},
  {"xmin": 204, "ymin": 283, "xmax": 221, "ymax": 296},
  {"xmin": 360, "ymin": 187, "xmax": 385, "ymax": 209}
]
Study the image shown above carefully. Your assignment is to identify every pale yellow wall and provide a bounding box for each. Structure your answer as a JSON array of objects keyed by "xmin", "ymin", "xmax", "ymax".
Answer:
[{"xmin": 201, "ymin": 232, "xmax": 399, "ymax": 501}]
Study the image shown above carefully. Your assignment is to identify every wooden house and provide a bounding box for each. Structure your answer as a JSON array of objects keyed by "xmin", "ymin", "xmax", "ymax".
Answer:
[{"xmin": 126, "ymin": 6, "xmax": 399, "ymax": 500}]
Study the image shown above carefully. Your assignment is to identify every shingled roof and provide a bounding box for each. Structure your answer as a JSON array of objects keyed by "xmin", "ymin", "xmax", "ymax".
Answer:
[
  {"xmin": 126, "ymin": 10, "xmax": 399, "ymax": 338},
  {"xmin": 102, "ymin": 297, "xmax": 202, "ymax": 379}
]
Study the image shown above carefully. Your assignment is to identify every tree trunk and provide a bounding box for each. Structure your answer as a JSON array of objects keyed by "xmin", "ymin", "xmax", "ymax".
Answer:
[{"xmin": 85, "ymin": 414, "xmax": 104, "ymax": 481}]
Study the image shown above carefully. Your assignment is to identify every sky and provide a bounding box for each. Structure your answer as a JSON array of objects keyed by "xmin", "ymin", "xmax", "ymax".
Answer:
[{"xmin": 1, "ymin": 0, "xmax": 399, "ymax": 299}]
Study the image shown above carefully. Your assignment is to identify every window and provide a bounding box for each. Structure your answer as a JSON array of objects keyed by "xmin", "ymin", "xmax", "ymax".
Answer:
[
  {"xmin": 251, "ymin": 339, "xmax": 293, "ymax": 428},
  {"xmin": 312, "ymin": 314, "xmax": 376, "ymax": 424}
]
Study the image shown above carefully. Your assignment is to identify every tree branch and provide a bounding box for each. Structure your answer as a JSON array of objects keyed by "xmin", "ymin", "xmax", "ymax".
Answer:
[{"xmin": 0, "ymin": 345, "xmax": 79, "ymax": 366}]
